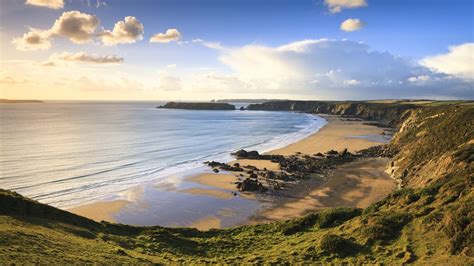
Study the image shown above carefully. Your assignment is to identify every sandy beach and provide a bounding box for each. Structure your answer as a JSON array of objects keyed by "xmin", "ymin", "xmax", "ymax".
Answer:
[
  {"xmin": 68, "ymin": 114, "xmax": 395, "ymax": 228},
  {"xmin": 68, "ymin": 200, "xmax": 130, "ymax": 222},
  {"xmin": 182, "ymin": 115, "xmax": 394, "ymax": 229}
]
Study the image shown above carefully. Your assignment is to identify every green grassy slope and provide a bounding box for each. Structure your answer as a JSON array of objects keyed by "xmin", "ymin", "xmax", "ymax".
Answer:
[{"xmin": 0, "ymin": 104, "xmax": 472, "ymax": 264}]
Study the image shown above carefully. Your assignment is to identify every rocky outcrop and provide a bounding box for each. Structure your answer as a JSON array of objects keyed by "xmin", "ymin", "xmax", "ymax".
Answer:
[{"xmin": 158, "ymin": 102, "xmax": 235, "ymax": 110}]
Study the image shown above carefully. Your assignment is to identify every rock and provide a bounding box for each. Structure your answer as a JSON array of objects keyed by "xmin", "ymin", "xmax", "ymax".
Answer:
[
  {"xmin": 314, "ymin": 152, "xmax": 324, "ymax": 157},
  {"xmin": 244, "ymin": 165, "xmax": 259, "ymax": 171},
  {"xmin": 249, "ymin": 173, "xmax": 258, "ymax": 179},
  {"xmin": 232, "ymin": 149, "xmax": 248, "ymax": 158},
  {"xmin": 234, "ymin": 163, "xmax": 240, "ymax": 167},
  {"xmin": 206, "ymin": 161, "xmax": 243, "ymax": 172},
  {"xmin": 326, "ymin": 150, "xmax": 339, "ymax": 155},
  {"xmin": 239, "ymin": 106, "xmax": 245, "ymax": 111},
  {"xmin": 265, "ymin": 171, "xmax": 276, "ymax": 179},
  {"xmin": 213, "ymin": 168, "xmax": 219, "ymax": 173},
  {"xmin": 239, "ymin": 178, "xmax": 267, "ymax": 192},
  {"xmin": 340, "ymin": 148, "xmax": 351, "ymax": 158},
  {"xmin": 247, "ymin": 151, "xmax": 260, "ymax": 158}
]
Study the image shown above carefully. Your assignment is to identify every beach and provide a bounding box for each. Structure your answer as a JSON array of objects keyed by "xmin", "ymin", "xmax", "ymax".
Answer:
[{"xmin": 68, "ymin": 115, "xmax": 395, "ymax": 229}]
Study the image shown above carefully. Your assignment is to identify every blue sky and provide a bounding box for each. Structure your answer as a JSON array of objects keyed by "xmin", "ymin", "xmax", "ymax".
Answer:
[{"xmin": 1, "ymin": 0, "xmax": 473, "ymax": 100}]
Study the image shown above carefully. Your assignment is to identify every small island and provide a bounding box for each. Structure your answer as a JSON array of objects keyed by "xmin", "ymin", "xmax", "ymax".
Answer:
[{"xmin": 157, "ymin": 102, "xmax": 235, "ymax": 110}]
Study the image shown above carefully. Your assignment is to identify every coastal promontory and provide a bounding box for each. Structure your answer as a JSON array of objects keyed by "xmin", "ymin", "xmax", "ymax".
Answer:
[
  {"xmin": 0, "ymin": 99, "xmax": 43, "ymax": 103},
  {"xmin": 157, "ymin": 102, "xmax": 236, "ymax": 110}
]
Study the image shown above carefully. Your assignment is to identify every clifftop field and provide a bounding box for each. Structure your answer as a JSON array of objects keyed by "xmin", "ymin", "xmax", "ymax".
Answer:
[{"xmin": 0, "ymin": 101, "xmax": 473, "ymax": 264}]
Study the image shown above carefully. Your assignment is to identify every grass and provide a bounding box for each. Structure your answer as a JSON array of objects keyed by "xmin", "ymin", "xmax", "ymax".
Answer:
[{"xmin": 0, "ymin": 103, "xmax": 473, "ymax": 264}]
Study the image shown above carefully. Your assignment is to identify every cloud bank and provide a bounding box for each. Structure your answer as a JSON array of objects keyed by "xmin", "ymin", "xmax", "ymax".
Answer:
[
  {"xmin": 49, "ymin": 52, "xmax": 124, "ymax": 64},
  {"xmin": 324, "ymin": 0, "xmax": 368, "ymax": 13},
  {"xmin": 421, "ymin": 43, "xmax": 474, "ymax": 81},
  {"xmin": 25, "ymin": 0, "xmax": 64, "ymax": 9},
  {"xmin": 150, "ymin": 29, "xmax": 182, "ymax": 43},
  {"xmin": 340, "ymin": 18, "xmax": 365, "ymax": 32},
  {"xmin": 201, "ymin": 39, "xmax": 473, "ymax": 99}
]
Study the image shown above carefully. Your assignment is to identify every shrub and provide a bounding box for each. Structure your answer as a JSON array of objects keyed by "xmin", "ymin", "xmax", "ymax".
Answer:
[
  {"xmin": 318, "ymin": 234, "xmax": 358, "ymax": 256},
  {"xmin": 359, "ymin": 213, "xmax": 412, "ymax": 244},
  {"xmin": 318, "ymin": 207, "xmax": 362, "ymax": 228},
  {"xmin": 280, "ymin": 207, "xmax": 361, "ymax": 235}
]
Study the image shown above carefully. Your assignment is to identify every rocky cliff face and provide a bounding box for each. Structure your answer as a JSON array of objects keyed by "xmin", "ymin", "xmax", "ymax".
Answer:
[
  {"xmin": 158, "ymin": 102, "xmax": 235, "ymax": 110},
  {"xmin": 386, "ymin": 105, "xmax": 473, "ymax": 188},
  {"xmin": 247, "ymin": 101, "xmax": 418, "ymax": 126}
]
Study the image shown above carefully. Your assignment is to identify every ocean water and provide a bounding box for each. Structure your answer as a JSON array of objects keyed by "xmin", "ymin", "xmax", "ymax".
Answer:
[{"xmin": 0, "ymin": 101, "xmax": 326, "ymax": 210}]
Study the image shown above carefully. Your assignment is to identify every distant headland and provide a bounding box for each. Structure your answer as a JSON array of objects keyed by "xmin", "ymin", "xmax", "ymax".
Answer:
[
  {"xmin": 212, "ymin": 99, "xmax": 288, "ymax": 104},
  {"xmin": 0, "ymin": 99, "xmax": 44, "ymax": 103}
]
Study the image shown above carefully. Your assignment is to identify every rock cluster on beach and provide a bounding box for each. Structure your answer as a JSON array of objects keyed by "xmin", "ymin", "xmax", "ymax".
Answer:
[{"xmin": 205, "ymin": 146, "xmax": 392, "ymax": 194}]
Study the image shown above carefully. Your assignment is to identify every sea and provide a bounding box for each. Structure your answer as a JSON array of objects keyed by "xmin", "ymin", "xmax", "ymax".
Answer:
[{"xmin": 0, "ymin": 101, "xmax": 326, "ymax": 226}]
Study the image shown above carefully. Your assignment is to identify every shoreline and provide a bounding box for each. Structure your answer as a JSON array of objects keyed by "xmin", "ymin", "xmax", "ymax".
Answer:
[{"xmin": 68, "ymin": 114, "xmax": 396, "ymax": 228}]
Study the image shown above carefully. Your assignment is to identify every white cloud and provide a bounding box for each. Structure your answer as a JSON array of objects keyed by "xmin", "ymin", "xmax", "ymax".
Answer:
[
  {"xmin": 421, "ymin": 43, "xmax": 474, "ymax": 81},
  {"xmin": 344, "ymin": 79, "xmax": 360, "ymax": 85},
  {"xmin": 48, "ymin": 52, "xmax": 124, "ymax": 64},
  {"xmin": 12, "ymin": 29, "xmax": 51, "ymax": 51},
  {"xmin": 202, "ymin": 41, "xmax": 225, "ymax": 50},
  {"xmin": 407, "ymin": 75, "xmax": 430, "ymax": 83},
  {"xmin": 324, "ymin": 0, "xmax": 368, "ymax": 13},
  {"xmin": 101, "ymin": 16, "xmax": 144, "ymax": 45},
  {"xmin": 340, "ymin": 18, "xmax": 365, "ymax": 32},
  {"xmin": 50, "ymin": 11, "xmax": 99, "ymax": 43},
  {"xmin": 25, "ymin": 0, "xmax": 64, "ymax": 9},
  {"xmin": 150, "ymin": 29, "xmax": 181, "ymax": 43}
]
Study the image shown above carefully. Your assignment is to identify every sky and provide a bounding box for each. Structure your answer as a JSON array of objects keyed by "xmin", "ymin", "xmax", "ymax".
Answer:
[{"xmin": 0, "ymin": 0, "xmax": 473, "ymax": 101}]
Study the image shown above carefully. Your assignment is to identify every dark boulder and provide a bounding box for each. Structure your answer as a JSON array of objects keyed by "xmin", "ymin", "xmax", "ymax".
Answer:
[
  {"xmin": 239, "ymin": 178, "xmax": 268, "ymax": 192},
  {"xmin": 247, "ymin": 151, "xmax": 260, "ymax": 158},
  {"xmin": 232, "ymin": 149, "xmax": 248, "ymax": 158}
]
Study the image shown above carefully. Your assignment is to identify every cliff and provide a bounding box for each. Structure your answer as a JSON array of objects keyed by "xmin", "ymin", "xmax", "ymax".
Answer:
[
  {"xmin": 246, "ymin": 100, "xmax": 421, "ymax": 126},
  {"xmin": 0, "ymin": 102, "xmax": 472, "ymax": 264},
  {"xmin": 158, "ymin": 102, "xmax": 235, "ymax": 110}
]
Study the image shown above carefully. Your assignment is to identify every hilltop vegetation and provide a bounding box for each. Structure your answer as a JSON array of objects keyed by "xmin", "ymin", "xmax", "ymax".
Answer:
[{"xmin": 0, "ymin": 102, "xmax": 472, "ymax": 264}]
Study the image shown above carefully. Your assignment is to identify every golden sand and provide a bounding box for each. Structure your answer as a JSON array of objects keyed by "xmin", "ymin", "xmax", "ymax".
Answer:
[{"xmin": 68, "ymin": 200, "xmax": 130, "ymax": 222}]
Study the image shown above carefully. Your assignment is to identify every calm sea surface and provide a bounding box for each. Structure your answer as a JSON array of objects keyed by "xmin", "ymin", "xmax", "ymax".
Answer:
[{"xmin": 0, "ymin": 101, "xmax": 326, "ymax": 213}]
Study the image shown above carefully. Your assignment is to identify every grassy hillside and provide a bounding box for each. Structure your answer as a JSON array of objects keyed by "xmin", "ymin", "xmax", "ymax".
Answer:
[{"xmin": 0, "ymin": 104, "xmax": 472, "ymax": 264}]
